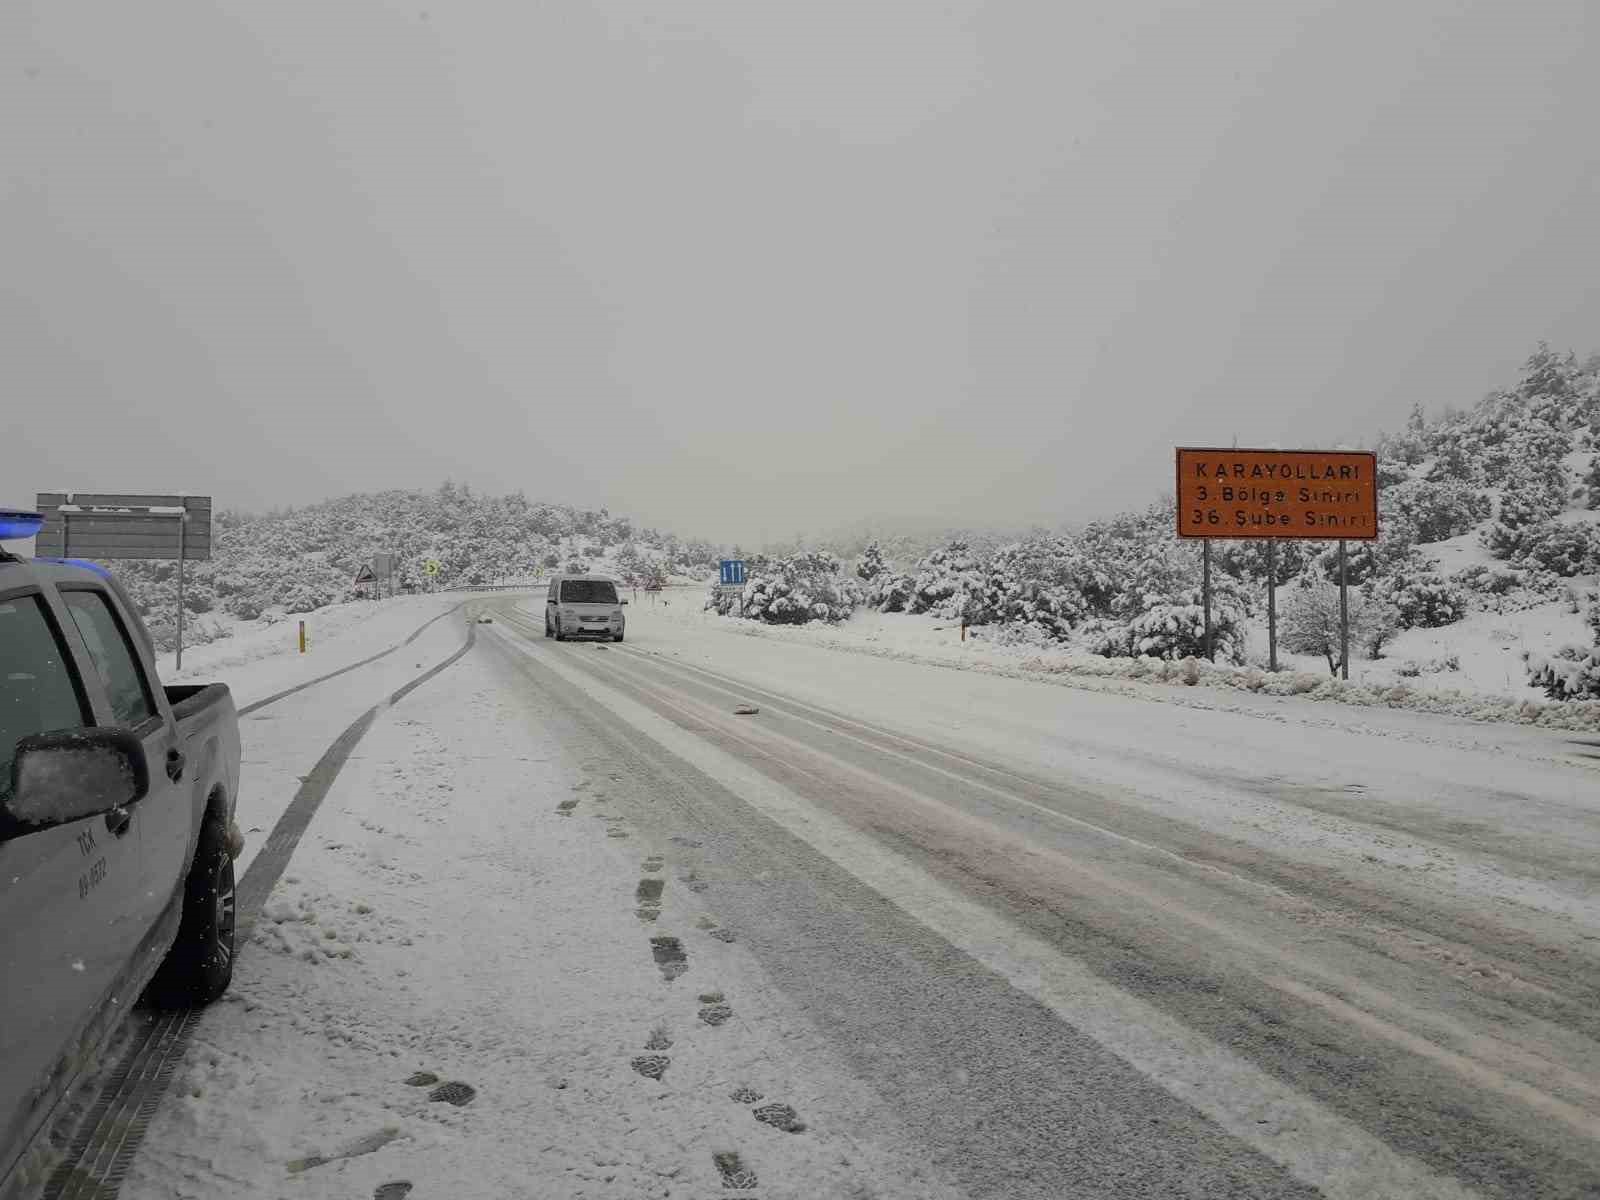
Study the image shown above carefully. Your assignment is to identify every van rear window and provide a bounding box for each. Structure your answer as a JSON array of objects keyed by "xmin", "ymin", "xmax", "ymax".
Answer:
[{"xmin": 561, "ymin": 580, "xmax": 618, "ymax": 604}]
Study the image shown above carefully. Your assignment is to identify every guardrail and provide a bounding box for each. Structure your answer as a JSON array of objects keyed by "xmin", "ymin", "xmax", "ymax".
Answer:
[{"xmin": 442, "ymin": 582, "xmax": 545, "ymax": 592}]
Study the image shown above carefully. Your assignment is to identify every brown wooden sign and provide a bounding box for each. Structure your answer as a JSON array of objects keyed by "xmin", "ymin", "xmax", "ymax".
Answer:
[{"xmin": 1175, "ymin": 448, "xmax": 1378, "ymax": 540}]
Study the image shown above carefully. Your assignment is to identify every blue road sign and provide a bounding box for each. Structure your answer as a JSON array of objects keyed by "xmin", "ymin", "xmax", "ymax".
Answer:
[{"xmin": 720, "ymin": 559, "xmax": 747, "ymax": 586}]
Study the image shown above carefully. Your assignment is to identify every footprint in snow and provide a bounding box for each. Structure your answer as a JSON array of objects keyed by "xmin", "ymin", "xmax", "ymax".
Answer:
[
  {"xmin": 698, "ymin": 1001, "xmax": 733, "ymax": 1027},
  {"xmin": 427, "ymin": 1081, "xmax": 476, "ymax": 1106},
  {"xmin": 713, "ymin": 1151, "xmax": 758, "ymax": 1190},
  {"xmin": 753, "ymin": 1102, "xmax": 806, "ymax": 1133},
  {"xmin": 650, "ymin": 936, "xmax": 688, "ymax": 981},
  {"xmin": 631, "ymin": 1054, "xmax": 670, "ymax": 1080}
]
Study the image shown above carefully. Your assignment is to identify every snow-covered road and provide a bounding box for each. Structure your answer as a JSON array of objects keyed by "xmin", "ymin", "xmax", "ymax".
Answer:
[{"xmin": 111, "ymin": 593, "xmax": 1600, "ymax": 1199}]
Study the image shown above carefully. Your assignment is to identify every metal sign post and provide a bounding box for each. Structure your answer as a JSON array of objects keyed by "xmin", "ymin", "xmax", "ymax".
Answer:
[
  {"xmin": 1267, "ymin": 540, "xmax": 1278, "ymax": 672},
  {"xmin": 36, "ymin": 493, "xmax": 213, "ymax": 670},
  {"xmin": 1338, "ymin": 539, "xmax": 1350, "ymax": 680},
  {"xmin": 176, "ymin": 512, "xmax": 187, "ymax": 670},
  {"xmin": 1202, "ymin": 540, "xmax": 1214, "ymax": 662}
]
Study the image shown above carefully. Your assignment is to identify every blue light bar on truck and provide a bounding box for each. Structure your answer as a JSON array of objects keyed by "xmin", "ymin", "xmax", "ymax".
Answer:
[{"xmin": 0, "ymin": 510, "xmax": 45, "ymax": 541}]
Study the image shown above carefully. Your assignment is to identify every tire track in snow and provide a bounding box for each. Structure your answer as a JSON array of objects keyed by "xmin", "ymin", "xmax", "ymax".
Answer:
[
  {"xmin": 32, "ymin": 622, "xmax": 480, "ymax": 1200},
  {"xmin": 237, "ymin": 600, "xmax": 471, "ymax": 717}
]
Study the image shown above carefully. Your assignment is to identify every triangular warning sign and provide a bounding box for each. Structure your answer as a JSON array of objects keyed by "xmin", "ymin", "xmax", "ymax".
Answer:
[{"xmin": 353, "ymin": 564, "xmax": 377, "ymax": 584}]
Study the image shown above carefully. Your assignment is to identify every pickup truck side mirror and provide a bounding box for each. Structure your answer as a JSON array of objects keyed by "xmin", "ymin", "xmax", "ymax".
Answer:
[
  {"xmin": 620, "ymin": 599, "xmax": 629, "ymax": 606},
  {"xmin": 4, "ymin": 728, "xmax": 149, "ymax": 837}
]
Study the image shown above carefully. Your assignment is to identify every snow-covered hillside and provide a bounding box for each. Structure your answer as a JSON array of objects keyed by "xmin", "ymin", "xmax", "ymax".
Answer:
[
  {"xmin": 93, "ymin": 483, "xmax": 720, "ymax": 651},
  {"xmin": 724, "ymin": 343, "xmax": 1600, "ymax": 704}
]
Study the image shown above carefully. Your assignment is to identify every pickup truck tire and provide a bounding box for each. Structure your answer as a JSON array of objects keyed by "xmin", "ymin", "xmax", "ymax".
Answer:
[
  {"xmin": 150, "ymin": 818, "xmax": 236, "ymax": 1006},
  {"xmin": 613, "ymin": 632, "xmax": 625, "ymax": 643},
  {"xmin": 554, "ymin": 621, "xmax": 566, "ymax": 642}
]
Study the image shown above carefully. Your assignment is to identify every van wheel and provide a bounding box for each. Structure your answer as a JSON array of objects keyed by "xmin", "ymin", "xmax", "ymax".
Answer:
[
  {"xmin": 150, "ymin": 818, "xmax": 235, "ymax": 1007},
  {"xmin": 544, "ymin": 618, "xmax": 552, "ymax": 639},
  {"xmin": 554, "ymin": 621, "xmax": 566, "ymax": 642},
  {"xmin": 613, "ymin": 632, "xmax": 625, "ymax": 643}
]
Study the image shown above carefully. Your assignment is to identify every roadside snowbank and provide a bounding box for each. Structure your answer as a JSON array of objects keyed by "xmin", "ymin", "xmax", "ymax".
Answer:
[{"xmin": 641, "ymin": 589, "xmax": 1600, "ymax": 734}]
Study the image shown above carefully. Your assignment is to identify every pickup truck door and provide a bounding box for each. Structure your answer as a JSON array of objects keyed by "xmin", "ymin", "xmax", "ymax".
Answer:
[
  {"xmin": 0, "ymin": 588, "xmax": 143, "ymax": 1176},
  {"xmin": 58, "ymin": 588, "xmax": 189, "ymax": 942}
]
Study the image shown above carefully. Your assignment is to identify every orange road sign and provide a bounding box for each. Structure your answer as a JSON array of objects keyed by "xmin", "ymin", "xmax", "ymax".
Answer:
[{"xmin": 1176, "ymin": 448, "xmax": 1378, "ymax": 540}]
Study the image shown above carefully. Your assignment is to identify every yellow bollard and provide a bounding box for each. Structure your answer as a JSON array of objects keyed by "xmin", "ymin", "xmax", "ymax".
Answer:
[{"xmin": 299, "ymin": 620, "xmax": 306, "ymax": 653}]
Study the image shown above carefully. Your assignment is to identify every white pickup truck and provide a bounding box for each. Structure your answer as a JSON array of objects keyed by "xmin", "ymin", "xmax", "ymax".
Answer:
[{"xmin": 0, "ymin": 513, "xmax": 244, "ymax": 1190}]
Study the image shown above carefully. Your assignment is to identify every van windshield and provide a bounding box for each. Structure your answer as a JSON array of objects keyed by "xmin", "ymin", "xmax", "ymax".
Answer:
[{"xmin": 561, "ymin": 580, "xmax": 618, "ymax": 604}]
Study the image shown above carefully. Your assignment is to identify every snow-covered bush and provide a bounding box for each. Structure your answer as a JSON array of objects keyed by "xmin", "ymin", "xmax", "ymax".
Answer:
[
  {"xmin": 1212, "ymin": 538, "xmax": 1311, "ymax": 588},
  {"xmin": 1386, "ymin": 480, "xmax": 1491, "ymax": 543},
  {"xmin": 908, "ymin": 540, "xmax": 987, "ymax": 617},
  {"xmin": 738, "ymin": 551, "xmax": 862, "ymax": 624},
  {"xmin": 1452, "ymin": 564, "xmax": 1522, "ymax": 597},
  {"xmin": 1313, "ymin": 498, "xmax": 1418, "ymax": 586},
  {"xmin": 1528, "ymin": 600, "xmax": 1600, "ymax": 699},
  {"xmin": 1397, "ymin": 653, "xmax": 1461, "ymax": 677},
  {"xmin": 1366, "ymin": 560, "xmax": 1468, "ymax": 629},
  {"xmin": 972, "ymin": 538, "xmax": 1087, "ymax": 641},
  {"xmin": 141, "ymin": 611, "xmax": 233, "ymax": 654},
  {"xmin": 874, "ymin": 573, "xmax": 916, "ymax": 613},
  {"xmin": 1481, "ymin": 477, "xmax": 1567, "ymax": 560},
  {"xmin": 1279, "ymin": 580, "xmax": 1399, "ymax": 673},
  {"xmin": 1514, "ymin": 521, "xmax": 1600, "ymax": 577},
  {"xmin": 1084, "ymin": 594, "xmax": 1246, "ymax": 664},
  {"xmin": 855, "ymin": 540, "xmax": 887, "ymax": 584},
  {"xmin": 1527, "ymin": 646, "xmax": 1600, "ymax": 700}
]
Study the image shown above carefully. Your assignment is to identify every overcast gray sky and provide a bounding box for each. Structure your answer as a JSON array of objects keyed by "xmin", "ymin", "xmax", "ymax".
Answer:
[{"xmin": 4, "ymin": 1, "xmax": 1596, "ymax": 544}]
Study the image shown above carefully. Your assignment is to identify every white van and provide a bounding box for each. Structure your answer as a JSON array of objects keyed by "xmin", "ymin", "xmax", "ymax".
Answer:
[{"xmin": 545, "ymin": 575, "xmax": 627, "ymax": 642}]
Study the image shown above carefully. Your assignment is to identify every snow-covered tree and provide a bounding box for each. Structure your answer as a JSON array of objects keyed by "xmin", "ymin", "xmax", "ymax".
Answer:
[
  {"xmin": 1213, "ymin": 539, "xmax": 1310, "ymax": 589},
  {"xmin": 639, "ymin": 555, "xmax": 669, "ymax": 589},
  {"xmin": 875, "ymin": 573, "xmax": 916, "ymax": 613},
  {"xmin": 1366, "ymin": 559, "xmax": 1467, "ymax": 629},
  {"xmin": 1385, "ymin": 480, "xmax": 1491, "ymax": 543},
  {"xmin": 1482, "ymin": 477, "xmax": 1567, "ymax": 560},
  {"xmin": 614, "ymin": 543, "xmax": 645, "ymax": 585},
  {"xmin": 908, "ymin": 540, "xmax": 987, "ymax": 616},
  {"xmin": 734, "ymin": 551, "xmax": 862, "ymax": 624},
  {"xmin": 1513, "ymin": 521, "xmax": 1600, "ymax": 577},
  {"xmin": 972, "ymin": 537, "xmax": 1087, "ymax": 640},
  {"xmin": 1313, "ymin": 506, "xmax": 1417, "ymax": 587},
  {"xmin": 1585, "ymin": 454, "xmax": 1600, "ymax": 510},
  {"xmin": 1280, "ymin": 580, "xmax": 1399, "ymax": 674},
  {"xmin": 1526, "ymin": 600, "xmax": 1600, "ymax": 699},
  {"xmin": 855, "ymin": 540, "xmax": 887, "ymax": 584}
]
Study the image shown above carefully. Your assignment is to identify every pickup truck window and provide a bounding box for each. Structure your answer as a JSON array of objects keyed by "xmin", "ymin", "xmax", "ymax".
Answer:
[
  {"xmin": 62, "ymin": 591, "xmax": 157, "ymax": 726},
  {"xmin": 0, "ymin": 594, "xmax": 91, "ymax": 802}
]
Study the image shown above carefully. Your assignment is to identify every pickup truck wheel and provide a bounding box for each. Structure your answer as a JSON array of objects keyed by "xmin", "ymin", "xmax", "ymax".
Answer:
[
  {"xmin": 151, "ymin": 818, "xmax": 236, "ymax": 1006},
  {"xmin": 554, "ymin": 620, "xmax": 566, "ymax": 642}
]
